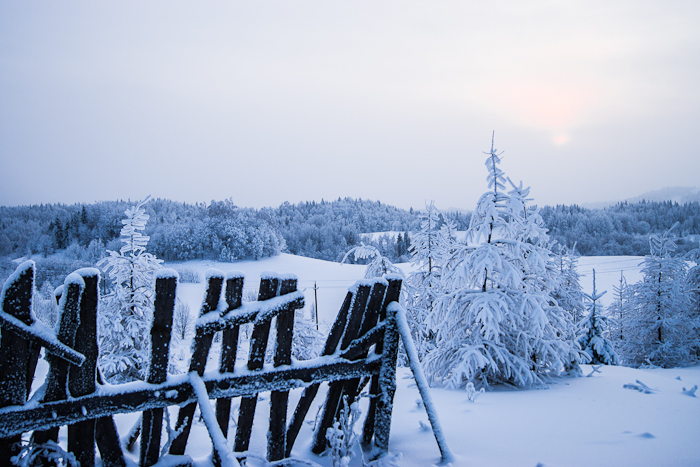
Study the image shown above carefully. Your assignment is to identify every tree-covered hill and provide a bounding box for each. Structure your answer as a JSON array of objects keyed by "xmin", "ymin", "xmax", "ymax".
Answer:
[
  {"xmin": 541, "ymin": 200, "xmax": 700, "ymax": 256},
  {"xmin": 0, "ymin": 197, "xmax": 697, "ymax": 273}
]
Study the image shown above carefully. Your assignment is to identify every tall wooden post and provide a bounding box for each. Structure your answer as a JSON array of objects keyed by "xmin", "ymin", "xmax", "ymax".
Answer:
[
  {"xmin": 0, "ymin": 261, "xmax": 35, "ymax": 462},
  {"xmin": 140, "ymin": 271, "xmax": 177, "ymax": 466},
  {"xmin": 68, "ymin": 268, "xmax": 101, "ymax": 467},
  {"xmin": 170, "ymin": 271, "xmax": 225, "ymax": 455}
]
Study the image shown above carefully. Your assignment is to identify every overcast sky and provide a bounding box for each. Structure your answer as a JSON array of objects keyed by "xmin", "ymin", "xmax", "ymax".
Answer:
[{"xmin": 1, "ymin": 1, "xmax": 699, "ymax": 211}]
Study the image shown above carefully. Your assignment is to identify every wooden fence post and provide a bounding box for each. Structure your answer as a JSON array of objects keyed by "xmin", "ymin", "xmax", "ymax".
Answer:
[
  {"xmin": 364, "ymin": 277, "xmax": 401, "ymax": 454},
  {"xmin": 170, "ymin": 270, "xmax": 225, "ymax": 455},
  {"xmin": 285, "ymin": 291, "xmax": 354, "ymax": 457},
  {"xmin": 268, "ymin": 277, "xmax": 297, "ymax": 461},
  {"xmin": 140, "ymin": 271, "xmax": 177, "ymax": 467},
  {"xmin": 0, "ymin": 261, "xmax": 35, "ymax": 462},
  {"xmin": 67, "ymin": 268, "xmax": 101, "ymax": 467},
  {"xmin": 234, "ymin": 275, "xmax": 278, "ymax": 457},
  {"xmin": 32, "ymin": 274, "xmax": 84, "ymax": 446},
  {"xmin": 311, "ymin": 283, "xmax": 372, "ymax": 454},
  {"xmin": 341, "ymin": 281, "xmax": 387, "ymax": 405},
  {"xmin": 215, "ymin": 272, "xmax": 244, "ymax": 439}
]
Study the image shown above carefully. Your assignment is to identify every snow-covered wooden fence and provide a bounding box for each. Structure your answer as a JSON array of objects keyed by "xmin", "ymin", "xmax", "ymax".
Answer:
[{"xmin": 0, "ymin": 261, "xmax": 402, "ymax": 466}]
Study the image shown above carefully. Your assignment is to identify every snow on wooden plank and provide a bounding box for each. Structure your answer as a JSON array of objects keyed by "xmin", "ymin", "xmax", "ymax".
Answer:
[
  {"xmin": 0, "ymin": 309, "xmax": 85, "ymax": 367},
  {"xmin": 0, "ymin": 357, "xmax": 382, "ymax": 439},
  {"xmin": 196, "ymin": 290, "xmax": 305, "ymax": 334}
]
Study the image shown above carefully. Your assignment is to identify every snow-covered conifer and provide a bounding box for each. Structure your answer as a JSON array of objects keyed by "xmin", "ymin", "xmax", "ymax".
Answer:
[
  {"xmin": 578, "ymin": 270, "xmax": 618, "ymax": 365},
  {"xmin": 97, "ymin": 197, "xmax": 163, "ymax": 382},
  {"xmin": 551, "ymin": 244, "xmax": 586, "ymax": 326},
  {"xmin": 622, "ymin": 226, "xmax": 698, "ymax": 367},
  {"xmin": 423, "ymin": 135, "xmax": 581, "ymax": 388},
  {"xmin": 403, "ymin": 202, "xmax": 454, "ymax": 359},
  {"xmin": 608, "ymin": 271, "xmax": 633, "ymax": 344}
]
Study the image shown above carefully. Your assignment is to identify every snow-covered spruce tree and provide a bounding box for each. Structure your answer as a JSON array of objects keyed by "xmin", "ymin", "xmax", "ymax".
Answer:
[
  {"xmin": 404, "ymin": 202, "xmax": 458, "ymax": 359},
  {"xmin": 622, "ymin": 225, "xmax": 697, "ymax": 367},
  {"xmin": 686, "ymin": 249, "xmax": 700, "ymax": 360},
  {"xmin": 608, "ymin": 270, "xmax": 633, "ymax": 344},
  {"xmin": 97, "ymin": 197, "xmax": 163, "ymax": 382},
  {"xmin": 423, "ymin": 135, "xmax": 581, "ymax": 389},
  {"xmin": 578, "ymin": 269, "xmax": 618, "ymax": 365},
  {"xmin": 551, "ymin": 244, "xmax": 586, "ymax": 326}
]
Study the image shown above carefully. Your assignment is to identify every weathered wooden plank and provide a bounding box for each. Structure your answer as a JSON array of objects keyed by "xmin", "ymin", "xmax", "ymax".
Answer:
[
  {"xmin": 141, "ymin": 272, "xmax": 177, "ymax": 467},
  {"xmin": 268, "ymin": 278, "xmax": 297, "ymax": 461},
  {"xmin": 196, "ymin": 292, "xmax": 304, "ymax": 335},
  {"xmin": 170, "ymin": 272, "xmax": 224, "ymax": 456},
  {"xmin": 341, "ymin": 282, "xmax": 387, "ymax": 405},
  {"xmin": 0, "ymin": 309, "xmax": 85, "ymax": 367},
  {"xmin": 285, "ymin": 291, "xmax": 354, "ymax": 457},
  {"xmin": 0, "ymin": 357, "xmax": 383, "ymax": 439},
  {"xmin": 312, "ymin": 283, "xmax": 372, "ymax": 454},
  {"xmin": 68, "ymin": 268, "xmax": 101, "ymax": 467},
  {"xmin": 215, "ymin": 273, "xmax": 244, "ymax": 441},
  {"xmin": 371, "ymin": 300, "xmax": 400, "ymax": 455},
  {"xmin": 31, "ymin": 276, "xmax": 83, "ymax": 446},
  {"xmin": 234, "ymin": 276, "xmax": 278, "ymax": 456},
  {"xmin": 364, "ymin": 277, "xmax": 402, "ymax": 452},
  {"xmin": 96, "ymin": 416, "xmax": 127, "ymax": 467},
  {"xmin": 0, "ymin": 260, "xmax": 35, "ymax": 462}
]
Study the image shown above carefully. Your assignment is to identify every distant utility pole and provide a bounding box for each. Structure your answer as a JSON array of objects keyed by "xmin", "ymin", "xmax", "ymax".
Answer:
[{"xmin": 314, "ymin": 281, "xmax": 319, "ymax": 330}]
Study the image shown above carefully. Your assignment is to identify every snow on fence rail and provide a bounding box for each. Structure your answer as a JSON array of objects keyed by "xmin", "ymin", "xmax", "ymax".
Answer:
[{"xmin": 0, "ymin": 260, "xmax": 402, "ymax": 466}]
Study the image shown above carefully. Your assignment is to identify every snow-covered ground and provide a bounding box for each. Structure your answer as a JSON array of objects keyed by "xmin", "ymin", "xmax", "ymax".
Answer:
[{"xmin": 28, "ymin": 254, "xmax": 700, "ymax": 466}]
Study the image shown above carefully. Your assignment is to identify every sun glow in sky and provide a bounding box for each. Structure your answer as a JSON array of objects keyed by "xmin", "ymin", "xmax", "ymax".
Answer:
[{"xmin": 1, "ymin": 1, "xmax": 699, "ymax": 211}]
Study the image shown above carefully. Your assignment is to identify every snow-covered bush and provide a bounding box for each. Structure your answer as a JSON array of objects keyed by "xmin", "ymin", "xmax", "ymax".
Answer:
[
  {"xmin": 578, "ymin": 270, "xmax": 618, "ymax": 365},
  {"xmin": 423, "ymin": 136, "xmax": 582, "ymax": 388},
  {"xmin": 32, "ymin": 281, "xmax": 58, "ymax": 328},
  {"xmin": 292, "ymin": 307, "xmax": 323, "ymax": 361},
  {"xmin": 11, "ymin": 440, "xmax": 78, "ymax": 467},
  {"xmin": 174, "ymin": 266, "xmax": 201, "ymax": 284},
  {"xmin": 342, "ymin": 243, "xmax": 404, "ymax": 279},
  {"xmin": 97, "ymin": 197, "xmax": 163, "ymax": 382}
]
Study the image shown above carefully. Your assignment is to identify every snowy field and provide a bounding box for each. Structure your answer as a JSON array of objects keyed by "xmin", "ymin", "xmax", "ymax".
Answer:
[
  {"xmin": 29, "ymin": 253, "xmax": 699, "ymax": 466},
  {"xmin": 151, "ymin": 253, "xmax": 698, "ymax": 467}
]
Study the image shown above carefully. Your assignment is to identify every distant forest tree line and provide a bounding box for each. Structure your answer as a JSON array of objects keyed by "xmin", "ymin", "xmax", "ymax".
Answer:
[
  {"xmin": 541, "ymin": 200, "xmax": 700, "ymax": 256},
  {"xmin": 0, "ymin": 197, "xmax": 697, "ymax": 285}
]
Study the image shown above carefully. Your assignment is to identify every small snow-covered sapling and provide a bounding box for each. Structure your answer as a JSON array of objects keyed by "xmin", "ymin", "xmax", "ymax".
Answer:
[
  {"xmin": 11, "ymin": 440, "xmax": 78, "ymax": 467},
  {"xmin": 466, "ymin": 382, "xmax": 485, "ymax": 402},
  {"xmin": 682, "ymin": 385, "xmax": 697, "ymax": 397},
  {"xmin": 326, "ymin": 396, "xmax": 361, "ymax": 467}
]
